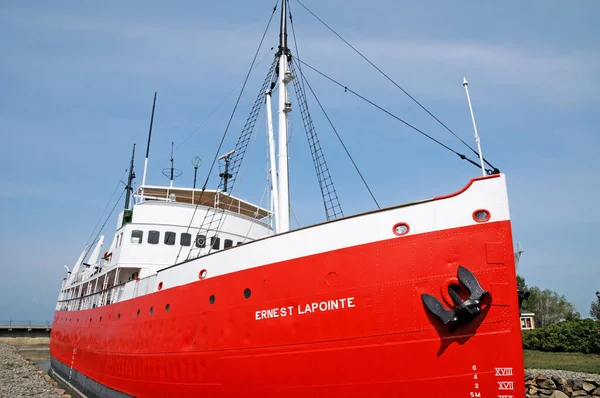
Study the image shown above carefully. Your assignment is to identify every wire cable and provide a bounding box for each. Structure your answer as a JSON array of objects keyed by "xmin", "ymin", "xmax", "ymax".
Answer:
[
  {"xmin": 292, "ymin": 59, "xmax": 380, "ymax": 209},
  {"xmin": 297, "ymin": 58, "xmax": 486, "ymax": 171},
  {"xmin": 294, "ymin": 0, "xmax": 498, "ymax": 172},
  {"xmin": 175, "ymin": 0, "xmax": 280, "ymax": 264},
  {"xmin": 88, "ymin": 187, "xmax": 127, "ymax": 253},
  {"xmin": 174, "ymin": 46, "xmax": 275, "ymax": 153},
  {"xmin": 84, "ymin": 167, "xmax": 129, "ymax": 249}
]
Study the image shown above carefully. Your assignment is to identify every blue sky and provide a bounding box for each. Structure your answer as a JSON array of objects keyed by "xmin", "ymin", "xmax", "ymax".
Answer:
[{"xmin": 1, "ymin": 0, "xmax": 598, "ymax": 321}]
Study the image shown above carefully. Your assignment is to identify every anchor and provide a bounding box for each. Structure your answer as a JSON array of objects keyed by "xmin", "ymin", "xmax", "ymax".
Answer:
[{"xmin": 422, "ymin": 266, "xmax": 491, "ymax": 332}]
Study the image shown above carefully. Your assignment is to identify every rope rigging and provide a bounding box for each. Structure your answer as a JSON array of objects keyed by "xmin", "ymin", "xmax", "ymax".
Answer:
[
  {"xmin": 174, "ymin": 46, "xmax": 275, "ymax": 153},
  {"xmin": 294, "ymin": 0, "xmax": 499, "ymax": 174},
  {"xmin": 88, "ymin": 181, "xmax": 128, "ymax": 255},
  {"xmin": 175, "ymin": 1, "xmax": 280, "ymax": 264},
  {"xmin": 296, "ymin": 57, "xmax": 493, "ymax": 173},
  {"xmin": 84, "ymin": 167, "xmax": 130, "ymax": 250},
  {"xmin": 292, "ymin": 59, "xmax": 380, "ymax": 209},
  {"xmin": 287, "ymin": 0, "xmax": 343, "ymax": 220}
]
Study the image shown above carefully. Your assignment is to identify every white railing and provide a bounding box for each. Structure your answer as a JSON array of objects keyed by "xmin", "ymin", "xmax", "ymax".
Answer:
[{"xmin": 56, "ymin": 283, "xmax": 126, "ymax": 312}]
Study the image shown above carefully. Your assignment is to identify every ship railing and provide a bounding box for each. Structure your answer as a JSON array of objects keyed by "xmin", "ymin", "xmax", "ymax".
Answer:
[{"xmin": 56, "ymin": 281, "xmax": 129, "ymax": 312}]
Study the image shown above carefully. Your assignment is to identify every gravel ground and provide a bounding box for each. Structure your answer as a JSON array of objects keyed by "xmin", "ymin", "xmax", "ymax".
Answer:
[
  {"xmin": 525, "ymin": 368, "xmax": 600, "ymax": 381},
  {"xmin": 0, "ymin": 341, "xmax": 67, "ymax": 398}
]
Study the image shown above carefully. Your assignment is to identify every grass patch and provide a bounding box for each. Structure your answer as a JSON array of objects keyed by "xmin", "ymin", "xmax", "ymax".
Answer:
[{"xmin": 524, "ymin": 350, "xmax": 600, "ymax": 374}]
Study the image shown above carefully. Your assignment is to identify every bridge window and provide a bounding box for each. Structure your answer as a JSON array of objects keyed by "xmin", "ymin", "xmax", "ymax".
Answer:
[
  {"xmin": 211, "ymin": 236, "xmax": 220, "ymax": 250},
  {"xmin": 131, "ymin": 230, "xmax": 143, "ymax": 244},
  {"xmin": 164, "ymin": 231, "xmax": 176, "ymax": 245},
  {"xmin": 237, "ymin": 241, "xmax": 243, "ymax": 246},
  {"xmin": 180, "ymin": 233, "xmax": 191, "ymax": 246},
  {"xmin": 148, "ymin": 230, "xmax": 160, "ymax": 244},
  {"xmin": 224, "ymin": 239, "xmax": 233, "ymax": 249},
  {"xmin": 195, "ymin": 234, "xmax": 206, "ymax": 248}
]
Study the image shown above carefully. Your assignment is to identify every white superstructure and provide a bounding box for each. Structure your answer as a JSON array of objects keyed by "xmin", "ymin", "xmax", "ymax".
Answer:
[{"xmin": 56, "ymin": 185, "xmax": 272, "ymax": 311}]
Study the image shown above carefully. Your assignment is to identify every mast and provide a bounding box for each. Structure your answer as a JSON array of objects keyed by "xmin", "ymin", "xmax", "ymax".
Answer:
[
  {"xmin": 124, "ymin": 143, "xmax": 136, "ymax": 210},
  {"xmin": 277, "ymin": 0, "xmax": 292, "ymax": 232},
  {"xmin": 169, "ymin": 141, "xmax": 174, "ymax": 188},
  {"xmin": 266, "ymin": 90, "xmax": 280, "ymax": 232},
  {"xmin": 141, "ymin": 92, "xmax": 157, "ymax": 200},
  {"xmin": 462, "ymin": 78, "xmax": 486, "ymax": 176}
]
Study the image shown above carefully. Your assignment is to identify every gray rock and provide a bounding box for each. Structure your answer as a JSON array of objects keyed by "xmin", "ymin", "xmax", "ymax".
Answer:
[
  {"xmin": 0, "ymin": 341, "xmax": 64, "ymax": 398},
  {"xmin": 538, "ymin": 378, "xmax": 557, "ymax": 389},
  {"xmin": 526, "ymin": 369, "xmax": 600, "ymax": 382},
  {"xmin": 586, "ymin": 382, "xmax": 598, "ymax": 393},
  {"xmin": 549, "ymin": 391, "xmax": 569, "ymax": 398},
  {"xmin": 572, "ymin": 390, "xmax": 590, "ymax": 397}
]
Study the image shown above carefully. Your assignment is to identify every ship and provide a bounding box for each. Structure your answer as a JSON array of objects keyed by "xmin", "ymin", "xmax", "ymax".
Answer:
[{"xmin": 50, "ymin": 1, "xmax": 525, "ymax": 397}]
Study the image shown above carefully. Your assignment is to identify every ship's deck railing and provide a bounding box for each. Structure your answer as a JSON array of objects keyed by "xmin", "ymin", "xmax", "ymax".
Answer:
[
  {"xmin": 134, "ymin": 185, "xmax": 272, "ymax": 220},
  {"xmin": 56, "ymin": 282, "xmax": 126, "ymax": 312}
]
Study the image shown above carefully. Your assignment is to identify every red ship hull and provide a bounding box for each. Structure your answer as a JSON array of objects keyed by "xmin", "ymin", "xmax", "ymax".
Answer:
[{"xmin": 51, "ymin": 200, "xmax": 525, "ymax": 397}]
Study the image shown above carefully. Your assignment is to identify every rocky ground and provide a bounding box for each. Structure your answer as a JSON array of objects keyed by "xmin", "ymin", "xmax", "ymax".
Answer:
[
  {"xmin": 0, "ymin": 341, "xmax": 69, "ymax": 398},
  {"xmin": 525, "ymin": 369, "xmax": 600, "ymax": 398}
]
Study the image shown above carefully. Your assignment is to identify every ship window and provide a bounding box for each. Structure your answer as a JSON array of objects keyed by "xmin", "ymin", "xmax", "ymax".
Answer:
[
  {"xmin": 244, "ymin": 288, "xmax": 251, "ymax": 299},
  {"xmin": 224, "ymin": 239, "xmax": 233, "ymax": 249},
  {"xmin": 165, "ymin": 304, "xmax": 170, "ymax": 312},
  {"xmin": 209, "ymin": 295, "xmax": 215, "ymax": 304},
  {"xmin": 149, "ymin": 307, "xmax": 154, "ymax": 315},
  {"xmin": 180, "ymin": 233, "xmax": 191, "ymax": 247},
  {"xmin": 211, "ymin": 236, "xmax": 220, "ymax": 250},
  {"xmin": 131, "ymin": 230, "xmax": 143, "ymax": 244},
  {"xmin": 195, "ymin": 234, "xmax": 206, "ymax": 248},
  {"xmin": 164, "ymin": 231, "xmax": 176, "ymax": 245},
  {"xmin": 116, "ymin": 234, "xmax": 120, "ymax": 247},
  {"xmin": 120, "ymin": 233, "xmax": 123, "ymax": 246},
  {"xmin": 148, "ymin": 230, "xmax": 160, "ymax": 244},
  {"xmin": 237, "ymin": 241, "xmax": 243, "ymax": 246}
]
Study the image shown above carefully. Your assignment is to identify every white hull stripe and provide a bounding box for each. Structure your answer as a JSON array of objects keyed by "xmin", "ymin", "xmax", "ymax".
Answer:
[{"xmin": 155, "ymin": 175, "xmax": 510, "ymax": 292}]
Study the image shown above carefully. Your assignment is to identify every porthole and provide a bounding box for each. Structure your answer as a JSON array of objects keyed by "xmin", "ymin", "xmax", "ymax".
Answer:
[
  {"xmin": 392, "ymin": 222, "xmax": 410, "ymax": 236},
  {"xmin": 136, "ymin": 309, "xmax": 140, "ymax": 317},
  {"xmin": 100, "ymin": 316, "xmax": 102, "ymax": 323},
  {"xmin": 77, "ymin": 319, "xmax": 79, "ymax": 323},
  {"xmin": 199, "ymin": 269, "xmax": 207, "ymax": 280},
  {"xmin": 165, "ymin": 304, "xmax": 170, "ymax": 312},
  {"xmin": 473, "ymin": 209, "xmax": 491, "ymax": 223},
  {"xmin": 244, "ymin": 288, "xmax": 252, "ymax": 299},
  {"xmin": 158, "ymin": 282, "xmax": 163, "ymax": 291},
  {"xmin": 209, "ymin": 295, "xmax": 215, "ymax": 305},
  {"xmin": 118, "ymin": 314, "xmax": 121, "ymax": 320},
  {"xmin": 149, "ymin": 307, "xmax": 154, "ymax": 315},
  {"xmin": 89, "ymin": 318, "xmax": 92, "ymax": 323}
]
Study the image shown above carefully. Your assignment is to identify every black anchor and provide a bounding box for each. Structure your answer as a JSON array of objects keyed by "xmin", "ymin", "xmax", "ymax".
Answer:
[{"xmin": 421, "ymin": 266, "xmax": 491, "ymax": 332}]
